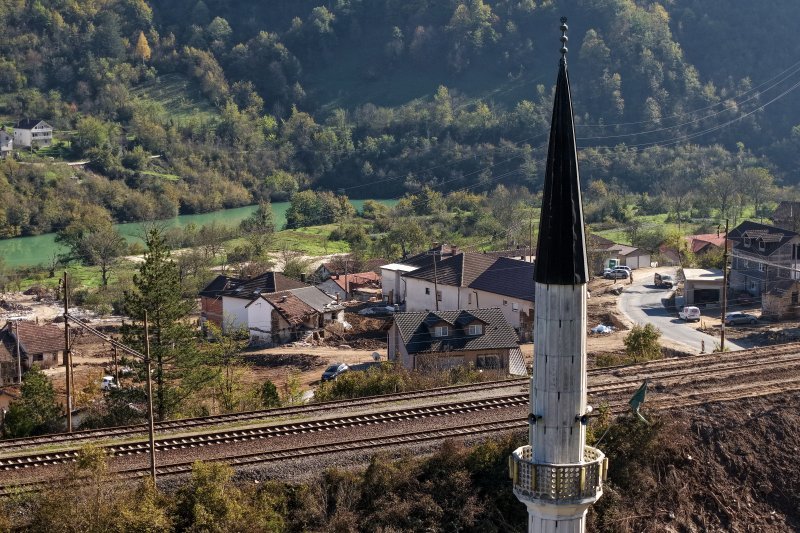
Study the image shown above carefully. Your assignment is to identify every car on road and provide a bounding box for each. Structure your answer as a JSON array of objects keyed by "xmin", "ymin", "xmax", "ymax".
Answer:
[
  {"xmin": 321, "ymin": 363, "xmax": 349, "ymax": 381},
  {"xmin": 678, "ymin": 306, "xmax": 701, "ymax": 321},
  {"xmin": 604, "ymin": 268, "xmax": 630, "ymax": 280},
  {"xmin": 725, "ymin": 312, "xmax": 758, "ymax": 325},
  {"xmin": 654, "ymin": 273, "xmax": 674, "ymax": 288}
]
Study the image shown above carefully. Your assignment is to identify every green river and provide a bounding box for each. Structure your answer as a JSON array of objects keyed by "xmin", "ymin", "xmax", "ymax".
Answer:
[{"xmin": 0, "ymin": 199, "xmax": 396, "ymax": 268}]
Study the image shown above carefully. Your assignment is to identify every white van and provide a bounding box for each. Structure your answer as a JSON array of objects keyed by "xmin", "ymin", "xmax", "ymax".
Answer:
[{"xmin": 678, "ymin": 306, "xmax": 701, "ymax": 322}]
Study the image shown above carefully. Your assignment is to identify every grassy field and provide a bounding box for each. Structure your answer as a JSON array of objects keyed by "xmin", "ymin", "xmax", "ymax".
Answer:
[{"xmin": 130, "ymin": 74, "xmax": 219, "ymax": 124}]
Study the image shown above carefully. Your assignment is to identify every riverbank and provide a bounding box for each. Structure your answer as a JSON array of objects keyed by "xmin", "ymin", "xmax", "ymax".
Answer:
[{"xmin": 0, "ymin": 199, "xmax": 397, "ymax": 268}]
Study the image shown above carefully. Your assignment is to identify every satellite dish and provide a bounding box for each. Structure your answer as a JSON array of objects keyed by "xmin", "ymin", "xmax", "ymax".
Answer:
[{"xmin": 371, "ymin": 351, "xmax": 381, "ymax": 362}]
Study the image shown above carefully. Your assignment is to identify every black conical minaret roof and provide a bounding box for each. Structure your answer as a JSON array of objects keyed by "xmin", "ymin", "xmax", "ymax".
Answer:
[{"xmin": 534, "ymin": 34, "xmax": 588, "ymax": 285}]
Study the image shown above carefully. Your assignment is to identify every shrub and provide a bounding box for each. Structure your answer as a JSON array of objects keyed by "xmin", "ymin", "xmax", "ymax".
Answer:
[{"xmin": 623, "ymin": 323, "xmax": 662, "ymax": 363}]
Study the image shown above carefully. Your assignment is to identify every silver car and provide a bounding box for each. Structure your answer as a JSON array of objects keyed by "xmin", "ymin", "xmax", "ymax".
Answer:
[{"xmin": 725, "ymin": 312, "xmax": 758, "ymax": 326}]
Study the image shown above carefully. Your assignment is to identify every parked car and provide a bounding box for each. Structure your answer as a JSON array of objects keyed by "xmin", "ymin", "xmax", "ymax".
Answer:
[
  {"xmin": 604, "ymin": 268, "xmax": 630, "ymax": 280},
  {"xmin": 101, "ymin": 376, "xmax": 118, "ymax": 391},
  {"xmin": 321, "ymin": 363, "xmax": 349, "ymax": 381},
  {"xmin": 678, "ymin": 306, "xmax": 701, "ymax": 321},
  {"xmin": 359, "ymin": 305, "xmax": 396, "ymax": 316},
  {"xmin": 616, "ymin": 266, "xmax": 632, "ymax": 273},
  {"xmin": 654, "ymin": 273, "xmax": 674, "ymax": 288},
  {"xmin": 725, "ymin": 312, "xmax": 758, "ymax": 325}
]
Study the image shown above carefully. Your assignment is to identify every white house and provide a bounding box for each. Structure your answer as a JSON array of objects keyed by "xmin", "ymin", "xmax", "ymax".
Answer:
[
  {"xmin": 379, "ymin": 263, "xmax": 418, "ymax": 304},
  {"xmin": 13, "ymin": 119, "xmax": 53, "ymax": 148},
  {"xmin": 402, "ymin": 253, "xmax": 535, "ymax": 336}
]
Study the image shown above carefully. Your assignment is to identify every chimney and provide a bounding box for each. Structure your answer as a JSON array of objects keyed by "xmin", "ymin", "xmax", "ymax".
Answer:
[{"xmin": 451, "ymin": 245, "xmax": 459, "ymax": 256}]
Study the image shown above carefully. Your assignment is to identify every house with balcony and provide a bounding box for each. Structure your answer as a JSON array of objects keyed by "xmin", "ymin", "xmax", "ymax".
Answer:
[
  {"xmin": 13, "ymin": 119, "xmax": 53, "ymax": 148},
  {"xmin": 387, "ymin": 308, "xmax": 525, "ymax": 374},
  {"xmin": 728, "ymin": 221, "xmax": 800, "ymax": 297}
]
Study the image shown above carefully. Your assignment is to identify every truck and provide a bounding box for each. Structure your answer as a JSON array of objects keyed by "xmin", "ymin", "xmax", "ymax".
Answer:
[{"xmin": 654, "ymin": 272, "xmax": 674, "ymax": 288}]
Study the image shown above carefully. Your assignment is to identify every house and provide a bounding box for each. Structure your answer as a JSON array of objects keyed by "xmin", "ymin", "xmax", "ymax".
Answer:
[
  {"xmin": 245, "ymin": 286, "xmax": 345, "ymax": 345},
  {"xmin": 771, "ymin": 201, "xmax": 800, "ymax": 232},
  {"xmin": 728, "ymin": 221, "xmax": 800, "ymax": 297},
  {"xmin": 586, "ymin": 234, "xmax": 651, "ymax": 271},
  {"xmin": 317, "ymin": 271, "xmax": 381, "ymax": 302},
  {"xmin": 387, "ymin": 308, "xmax": 525, "ymax": 374},
  {"xmin": 313, "ymin": 257, "xmax": 385, "ymax": 282},
  {"xmin": 682, "ymin": 268, "xmax": 724, "ymax": 306},
  {"xmin": 13, "ymin": 119, "xmax": 53, "ymax": 148},
  {"xmin": 401, "ymin": 253, "xmax": 535, "ymax": 336},
  {"xmin": 762, "ymin": 279, "xmax": 800, "ymax": 319},
  {"xmin": 380, "ymin": 263, "xmax": 421, "ymax": 304},
  {"xmin": 199, "ymin": 273, "xmax": 345, "ymax": 345},
  {"xmin": 199, "ymin": 271, "xmax": 308, "ymax": 331},
  {"xmin": 0, "ymin": 129, "xmax": 12, "ymax": 157},
  {"xmin": 0, "ymin": 321, "xmax": 63, "ymax": 383},
  {"xmin": 686, "ymin": 233, "xmax": 728, "ymax": 256}
]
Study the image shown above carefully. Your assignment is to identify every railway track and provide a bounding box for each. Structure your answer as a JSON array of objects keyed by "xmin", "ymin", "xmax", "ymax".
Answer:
[
  {"xmin": 2, "ymin": 343, "xmax": 796, "ymax": 454},
  {"xmin": 0, "ymin": 377, "xmax": 528, "ymax": 452},
  {"xmin": 3, "ymin": 374, "xmax": 799, "ymax": 497},
  {"xmin": 0, "ymin": 395, "xmax": 529, "ymax": 470}
]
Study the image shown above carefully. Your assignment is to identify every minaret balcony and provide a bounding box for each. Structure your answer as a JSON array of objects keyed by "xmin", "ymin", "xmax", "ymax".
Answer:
[{"xmin": 509, "ymin": 445, "xmax": 606, "ymax": 505}]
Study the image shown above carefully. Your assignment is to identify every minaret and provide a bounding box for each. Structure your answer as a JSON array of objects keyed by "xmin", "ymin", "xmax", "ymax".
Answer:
[{"xmin": 510, "ymin": 18, "xmax": 606, "ymax": 533}]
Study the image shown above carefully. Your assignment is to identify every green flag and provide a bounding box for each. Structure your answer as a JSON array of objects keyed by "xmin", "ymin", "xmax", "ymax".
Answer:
[{"xmin": 629, "ymin": 379, "xmax": 650, "ymax": 424}]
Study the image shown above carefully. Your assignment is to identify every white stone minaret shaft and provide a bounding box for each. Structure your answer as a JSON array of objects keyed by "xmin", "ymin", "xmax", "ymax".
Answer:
[{"xmin": 510, "ymin": 18, "xmax": 605, "ymax": 533}]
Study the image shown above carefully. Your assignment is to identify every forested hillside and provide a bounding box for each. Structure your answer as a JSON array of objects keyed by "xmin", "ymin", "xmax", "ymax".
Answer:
[{"xmin": 0, "ymin": 0, "xmax": 799, "ymax": 238}]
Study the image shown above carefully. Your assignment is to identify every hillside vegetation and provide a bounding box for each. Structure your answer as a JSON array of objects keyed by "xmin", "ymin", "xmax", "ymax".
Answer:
[{"xmin": 0, "ymin": 0, "xmax": 799, "ymax": 240}]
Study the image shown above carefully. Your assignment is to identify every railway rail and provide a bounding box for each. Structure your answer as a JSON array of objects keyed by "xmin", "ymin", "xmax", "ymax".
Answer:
[{"xmin": 2, "ymin": 373, "xmax": 799, "ymax": 497}]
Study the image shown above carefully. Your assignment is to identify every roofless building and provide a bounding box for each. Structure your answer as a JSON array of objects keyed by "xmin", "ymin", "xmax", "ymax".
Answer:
[{"xmin": 509, "ymin": 18, "xmax": 606, "ymax": 533}]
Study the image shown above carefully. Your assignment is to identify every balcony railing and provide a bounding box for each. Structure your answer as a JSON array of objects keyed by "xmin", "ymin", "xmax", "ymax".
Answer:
[{"xmin": 509, "ymin": 445, "xmax": 606, "ymax": 503}]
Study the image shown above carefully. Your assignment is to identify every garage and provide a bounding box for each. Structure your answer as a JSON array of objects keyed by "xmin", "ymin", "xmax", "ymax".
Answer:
[{"xmin": 683, "ymin": 268, "xmax": 724, "ymax": 306}]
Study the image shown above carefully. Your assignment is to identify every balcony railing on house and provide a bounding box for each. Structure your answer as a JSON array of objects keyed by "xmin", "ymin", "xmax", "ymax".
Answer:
[{"xmin": 509, "ymin": 445, "xmax": 606, "ymax": 503}]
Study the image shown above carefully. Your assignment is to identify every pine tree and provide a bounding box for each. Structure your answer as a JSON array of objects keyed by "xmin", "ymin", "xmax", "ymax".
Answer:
[
  {"xmin": 123, "ymin": 228, "xmax": 213, "ymax": 420},
  {"xmin": 134, "ymin": 31, "xmax": 151, "ymax": 64}
]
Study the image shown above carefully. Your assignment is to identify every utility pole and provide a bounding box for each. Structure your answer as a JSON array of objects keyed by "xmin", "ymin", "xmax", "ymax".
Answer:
[
  {"xmin": 63, "ymin": 272, "xmax": 73, "ymax": 433},
  {"xmin": 529, "ymin": 215, "xmax": 534, "ymax": 262},
  {"xmin": 144, "ymin": 311, "xmax": 157, "ymax": 481},
  {"xmin": 14, "ymin": 321, "xmax": 21, "ymax": 384},
  {"xmin": 432, "ymin": 252, "xmax": 439, "ymax": 311},
  {"xmin": 720, "ymin": 219, "xmax": 730, "ymax": 351}
]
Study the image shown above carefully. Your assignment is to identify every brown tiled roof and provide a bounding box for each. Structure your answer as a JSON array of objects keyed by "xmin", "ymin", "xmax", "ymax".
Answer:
[
  {"xmin": 329, "ymin": 272, "xmax": 380, "ymax": 291},
  {"xmin": 1, "ymin": 321, "xmax": 62, "ymax": 357},
  {"xmin": 403, "ymin": 253, "xmax": 496, "ymax": 287},
  {"xmin": 263, "ymin": 291, "xmax": 317, "ymax": 326}
]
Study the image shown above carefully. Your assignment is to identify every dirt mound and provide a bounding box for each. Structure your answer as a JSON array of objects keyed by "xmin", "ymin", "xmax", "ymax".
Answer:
[
  {"xmin": 243, "ymin": 353, "xmax": 326, "ymax": 371},
  {"xmin": 592, "ymin": 393, "xmax": 800, "ymax": 532},
  {"xmin": 321, "ymin": 314, "xmax": 388, "ymax": 350}
]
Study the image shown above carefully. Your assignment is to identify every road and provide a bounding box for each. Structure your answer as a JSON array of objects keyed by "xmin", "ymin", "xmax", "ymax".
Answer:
[{"xmin": 618, "ymin": 267, "xmax": 743, "ymax": 352}]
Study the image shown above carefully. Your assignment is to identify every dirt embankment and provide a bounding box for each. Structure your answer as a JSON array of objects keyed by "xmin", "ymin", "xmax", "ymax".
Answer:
[{"xmin": 592, "ymin": 393, "xmax": 800, "ymax": 532}]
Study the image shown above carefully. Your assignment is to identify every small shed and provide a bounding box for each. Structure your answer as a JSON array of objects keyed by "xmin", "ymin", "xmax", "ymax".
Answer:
[{"xmin": 682, "ymin": 268, "xmax": 724, "ymax": 306}]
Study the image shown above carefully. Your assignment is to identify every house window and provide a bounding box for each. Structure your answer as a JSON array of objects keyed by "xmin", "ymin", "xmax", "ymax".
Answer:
[
  {"xmin": 503, "ymin": 300, "xmax": 508, "ymax": 306},
  {"xmin": 425, "ymin": 288, "xmax": 430, "ymax": 295},
  {"xmin": 436, "ymin": 290, "xmax": 442, "ymax": 302},
  {"xmin": 477, "ymin": 355, "xmax": 500, "ymax": 369},
  {"xmin": 434, "ymin": 326, "xmax": 449, "ymax": 337},
  {"xmin": 758, "ymin": 239, "xmax": 765, "ymax": 251},
  {"xmin": 744, "ymin": 237, "xmax": 751, "ymax": 247},
  {"xmin": 511, "ymin": 302, "xmax": 519, "ymax": 312},
  {"xmin": 468, "ymin": 293, "xmax": 472, "ymax": 305},
  {"xmin": 759, "ymin": 263, "xmax": 766, "ymax": 272},
  {"xmin": 468, "ymin": 324, "xmax": 483, "ymax": 335},
  {"xmin": 792, "ymin": 292, "xmax": 799, "ymax": 305},
  {"xmin": 34, "ymin": 354, "xmax": 43, "ymax": 361}
]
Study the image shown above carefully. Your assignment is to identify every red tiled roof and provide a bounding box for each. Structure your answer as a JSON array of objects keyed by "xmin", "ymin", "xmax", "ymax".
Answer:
[
  {"xmin": 686, "ymin": 233, "xmax": 726, "ymax": 254},
  {"xmin": 330, "ymin": 272, "xmax": 380, "ymax": 291}
]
